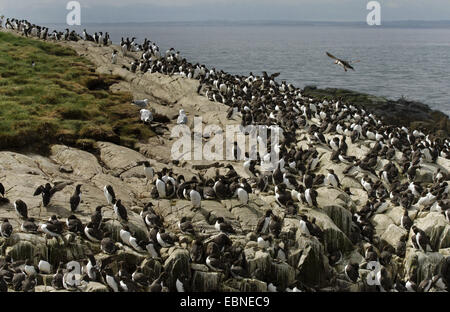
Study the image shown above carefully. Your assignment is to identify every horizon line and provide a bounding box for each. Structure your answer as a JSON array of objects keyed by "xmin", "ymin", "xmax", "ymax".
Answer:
[{"xmin": 36, "ymin": 19, "xmax": 450, "ymax": 25}]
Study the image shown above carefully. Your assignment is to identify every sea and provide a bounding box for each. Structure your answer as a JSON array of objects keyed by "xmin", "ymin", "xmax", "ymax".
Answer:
[{"xmin": 42, "ymin": 21, "xmax": 450, "ymax": 116}]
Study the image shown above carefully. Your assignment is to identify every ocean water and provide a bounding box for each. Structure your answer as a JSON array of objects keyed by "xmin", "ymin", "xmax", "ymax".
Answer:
[{"xmin": 43, "ymin": 22, "xmax": 450, "ymax": 116}]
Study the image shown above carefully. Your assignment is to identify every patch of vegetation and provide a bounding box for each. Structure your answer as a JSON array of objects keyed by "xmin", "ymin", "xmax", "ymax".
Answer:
[{"xmin": 0, "ymin": 31, "xmax": 154, "ymax": 153}]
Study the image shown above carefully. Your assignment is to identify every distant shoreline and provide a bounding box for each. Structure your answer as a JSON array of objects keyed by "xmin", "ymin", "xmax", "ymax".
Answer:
[{"xmin": 39, "ymin": 20, "xmax": 450, "ymax": 28}]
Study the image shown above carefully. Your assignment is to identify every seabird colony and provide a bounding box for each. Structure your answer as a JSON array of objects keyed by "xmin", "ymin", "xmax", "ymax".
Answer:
[{"xmin": 0, "ymin": 17, "xmax": 449, "ymax": 292}]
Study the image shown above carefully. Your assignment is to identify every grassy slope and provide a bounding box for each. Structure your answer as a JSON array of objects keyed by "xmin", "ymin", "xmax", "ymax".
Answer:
[{"xmin": 0, "ymin": 31, "xmax": 154, "ymax": 153}]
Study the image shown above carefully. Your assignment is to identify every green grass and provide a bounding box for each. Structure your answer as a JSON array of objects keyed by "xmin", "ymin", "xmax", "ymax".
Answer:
[{"xmin": 0, "ymin": 31, "xmax": 154, "ymax": 153}]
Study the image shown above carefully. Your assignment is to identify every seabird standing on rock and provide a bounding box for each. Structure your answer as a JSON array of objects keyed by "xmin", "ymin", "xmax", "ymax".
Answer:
[
  {"xmin": 400, "ymin": 209, "xmax": 413, "ymax": 231},
  {"xmin": 275, "ymin": 184, "xmax": 291, "ymax": 207},
  {"xmin": 91, "ymin": 206, "xmax": 103, "ymax": 227},
  {"xmin": 111, "ymin": 50, "xmax": 118, "ymax": 64},
  {"xmin": 33, "ymin": 182, "xmax": 66, "ymax": 207},
  {"xmin": 213, "ymin": 177, "xmax": 229, "ymax": 200},
  {"xmin": 113, "ymin": 199, "xmax": 128, "ymax": 223},
  {"xmin": 256, "ymin": 210, "xmax": 272, "ymax": 235},
  {"xmin": 104, "ymin": 267, "xmax": 120, "ymax": 292},
  {"xmin": 155, "ymin": 172, "xmax": 167, "ymax": 198},
  {"xmin": 325, "ymin": 169, "xmax": 341, "ymax": 188},
  {"xmin": 235, "ymin": 186, "xmax": 249, "ymax": 206},
  {"xmin": 412, "ymin": 226, "xmax": 433, "ymax": 252},
  {"xmin": 0, "ymin": 218, "xmax": 13, "ymax": 238},
  {"xmin": 376, "ymin": 267, "xmax": 393, "ymax": 292},
  {"xmin": 103, "ymin": 185, "xmax": 116, "ymax": 205},
  {"xmin": 299, "ymin": 215, "xmax": 311, "ymax": 235},
  {"xmin": 70, "ymin": 184, "xmax": 82, "ymax": 212},
  {"xmin": 14, "ymin": 199, "xmax": 28, "ymax": 219},
  {"xmin": 185, "ymin": 187, "xmax": 202, "ymax": 209},
  {"xmin": 305, "ymin": 187, "xmax": 318, "ymax": 208},
  {"xmin": 138, "ymin": 161, "xmax": 154, "ymax": 182}
]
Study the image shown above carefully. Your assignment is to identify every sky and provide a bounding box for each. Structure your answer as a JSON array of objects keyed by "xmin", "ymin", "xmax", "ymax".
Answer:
[{"xmin": 1, "ymin": 0, "xmax": 450, "ymax": 24}]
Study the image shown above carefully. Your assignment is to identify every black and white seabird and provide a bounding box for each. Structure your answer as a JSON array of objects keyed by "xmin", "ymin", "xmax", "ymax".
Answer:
[
  {"xmin": 275, "ymin": 184, "xmax": 291, "ymax": 207},
  {"xmin": 412, "ymin": 226, "xmax": 433, "ymax": 252},
  {"xmin": 66, "ymin": 215, "xmax": 83, "ymax": 233},
  {"xmin": 255, "ymin": 210, "xmax": 272, "ymax": 234},
  {"xmin": 34, "ymin": 182, "xmax": 66, "ymax": 207},
  {"xmin": 104, "ymin": 267, "xmax": 120, "ymax": 292},
  {"xmin": 119, "ymin": 225, "xmax": 132, "ymax": 246},
  {"xmin": 0, "ymin": 218, "xmax": 13, "ymax": 238},
  {"xmin": 101, "ymin": 232, "xmax": 117, "ymax": 255},
  {"xmin": 400, "ymin": 209, "xmax": 413, "ymax": 231},
  {"xmin": 155, "ymin": 172, "xmax": 167, "ymax": 198},
  {"xmin": 206, "ymin": 253, "xmax": 225, "ymax": 272},
  {"xmin": 91, "ymin": 205, "xmax": 103, "ymax": 227},
  {"xmin": 111, "ymin": 50, "xmax": 118, "ymax": 64},
  {"xmin": 132, "ymin": 267, "xmax": 149, "ymax": 287},
  {"xmin": 84, "ymin": 222, "xmax": 103, "ymax": 242},
  {"xmin": 85, "ymin": 254, "xmax": 100, "ymax": 281},
  {"xmin": 103, "ymin": 185, "xmax": 116, "ymax": 205},
  {"xmin": 344, "ymin": 262, "xmax": 359, "ymax": 283},
  {"xmin": 178, "ymin": 216, "xmax": 195, "ymax": 235},
  {"xmin": 138, "ymin": 161, "xmax": 154, "ymax": 182},
  {"xmin": 14, "ymin": 199, "xmax": 28, "ymax": 219},
  {"xmin": 190, "ymin": 239, "xmax": 204, "ymax": 263},
  {"xmin": 21, "ymin": 218, "xmax": 39, "ymax": 233},
  {"xmin": 215, "ymin": 217, "xmax": 236, "ymax": 234},
  {"xmin": 70, "ymin": 184, "xmax": 82, "ymax": 212},
  {"xmin": 305, "ymin": 187, "xmax": 318, "ymax": 208},
  {"xmin": 157, "ymin": 229, "xmax": 175, "ymax": 247},
  {"xmin": 113, "ymin": 199, "xmax": 128, "ymax": 223},
  {"xmin": 325, "ymin": 169, "xmax": 341, "ymax": 188}
]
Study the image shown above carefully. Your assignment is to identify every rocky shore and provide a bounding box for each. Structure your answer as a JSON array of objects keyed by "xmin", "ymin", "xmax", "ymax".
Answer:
[
  {"xmin": 0, "ymin": 25, "xmax": 449, "ymax": 292},
  {"xmin": 303, "ymin": 86, "xmax": 450, "ymax": 139}
]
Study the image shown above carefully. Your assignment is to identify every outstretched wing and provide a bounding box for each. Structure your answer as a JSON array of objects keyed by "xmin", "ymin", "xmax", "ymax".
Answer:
[
  {"xmin": 33, "ymin": 185, "xmax": 44, "ymax": 196},
  {"xmin": 343, "ymin": 61, "xmax": 355, "ymax": 70},
  {"xmin": 50, "ymin": 182, "xmax": 69, "ymax": 195},
  {"xmin": 326, "ymin": 52, "xmax": 338, "ymax": 60},
  {"xmin": 270, "ymin": 72, "xmax": 281, "ymax": 79}
]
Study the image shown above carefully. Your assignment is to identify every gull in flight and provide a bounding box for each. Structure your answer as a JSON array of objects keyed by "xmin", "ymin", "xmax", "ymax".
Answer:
[{"xmin": 326, "ymin": 52, "xmax": 360, "ymax": 72}]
